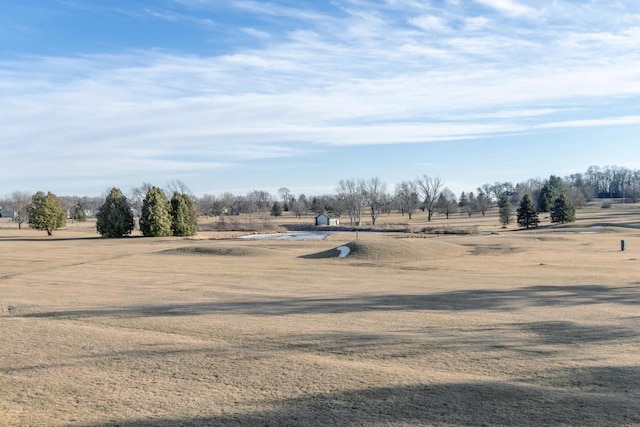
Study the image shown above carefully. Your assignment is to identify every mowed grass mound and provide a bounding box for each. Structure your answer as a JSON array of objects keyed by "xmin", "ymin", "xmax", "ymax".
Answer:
[
  {"xmin": 302, "ymin": 238, "xmax": 467, "ymax": 261},
  {"xmin": 158, "ymin": 245, "xmax": 268, "ymax": 257}
]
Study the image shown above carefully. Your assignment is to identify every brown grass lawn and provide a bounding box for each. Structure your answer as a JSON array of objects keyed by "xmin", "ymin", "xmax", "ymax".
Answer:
[{"xmin": 1, "ymin": 204, "xmax": 639, "ymax": 426}]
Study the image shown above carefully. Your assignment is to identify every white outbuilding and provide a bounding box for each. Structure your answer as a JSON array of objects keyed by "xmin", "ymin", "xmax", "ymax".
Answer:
[{"xmin": 315, "ymin": 213, "xmax": 340, "ymax": 226}]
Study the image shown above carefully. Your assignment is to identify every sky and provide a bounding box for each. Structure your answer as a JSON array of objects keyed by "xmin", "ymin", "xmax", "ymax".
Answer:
[{"xmin": 1, "ymin": 0, "xmax": 639, "ymax": 198}]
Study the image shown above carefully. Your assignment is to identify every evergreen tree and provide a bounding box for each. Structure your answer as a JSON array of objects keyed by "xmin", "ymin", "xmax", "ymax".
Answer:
[
  {"xmin": 72, "ymin": 203, "xmax": 87, "ymax": 222},
  {"xmin": 537, "ymin": 175, "xmax": 565, "ymax": 212},
  {"xmin": 516, "ymin": 194, "xmax": 539, "ymax": 229},
  {"xmin": 139, "ymin": 186, "xmax": 171, "ymax": 237},
  {"xmin": 498, "ymin": 194, "xmax": 513, "ymax": 227},
  {"xmin": 28, "ymin": 191, "xmax": 66, "ymax": 236},
  {"xmin": 271, "ymin": 201, "xmax": 283, "ymax": 217},
  {"xmin": 170, "ymin": 192, "xmax": 198, "ymax": 236},
  {"xmin": 458, "ymin": 191, "xmax": 468, "ymax": 209},
  {"xmin": 96, "ymin": 188, "xmax": 135, "ymax": 237},
  {"xmin": 550, "ymin": 194, "xmax": 576, "ymax": 224}
]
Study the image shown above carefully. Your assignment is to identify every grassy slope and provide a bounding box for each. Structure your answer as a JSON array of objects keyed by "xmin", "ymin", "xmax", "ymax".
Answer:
[{"xmin": 0, "ymin": 204, "xmax": 639, "ymax": 426}]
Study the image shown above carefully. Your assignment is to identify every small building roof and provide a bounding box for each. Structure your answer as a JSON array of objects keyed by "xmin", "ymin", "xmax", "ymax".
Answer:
[{"xmin": 315, "ymin": 212, "xmax": 338, "ymax": 218}]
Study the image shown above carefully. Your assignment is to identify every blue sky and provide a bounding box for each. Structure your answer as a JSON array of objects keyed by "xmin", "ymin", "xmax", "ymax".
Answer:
[{"xmin": 1, "ymin": 0, "xmax": 639, "ymax": 198}]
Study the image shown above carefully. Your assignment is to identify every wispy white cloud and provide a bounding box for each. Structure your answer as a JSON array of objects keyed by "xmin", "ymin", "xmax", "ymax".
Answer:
[
  {"xmin": 230, "ymin": 0, "xmax": 329, "ymax": 22},
  {"xmin": 473, "ymin": 0, "xmax": 537, "ymax": 17},
  {"xmin": 408, "ymin": 15, "xmax": 450, "ymax": 32},
  {"xmin": 1, "ymin": 0, "xmax": 639, "ymax": 194},
  {"xmin": 142, "ymin": 8, "xmax": 215, "ymax": 27},
  {"xmin": 241, "ymin": 27, "xmax": 271, "ymax": 39},
  {"xmin": 540, "ymin": 115, "xmax": 640, "ymax": 130},
  {"xmin": 463, "ymin": 16, "xmax": 492, "ymax": 31}
]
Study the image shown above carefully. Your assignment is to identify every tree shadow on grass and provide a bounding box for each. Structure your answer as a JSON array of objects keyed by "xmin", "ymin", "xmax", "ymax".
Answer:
[
  {"xmin": 517, "ymin": 321, "xmax": 638, "ymax": 345},
  {"xmin": 279, "ymin": 320, "xmax": 639, "ymax": 360},
  {"xmin": 80, "ymin": 375, "xmax": 640, "ymax": 426},
  {"xmin": 19, "ymin": 284, "xmax": 640, "ymax": 319},
  {"xmin": 523, "ymin": 366, "xmax": 640, "ymax": 395},
  {"xmin": 0, "ymin": 236, "xmax": 106, "ymax": 242},
  {"xmin": 4, "ymin": 321, "xmax": 636, "ymax": 377},
  {"xmin": 590, "ymin": 221, "xmax": 640, "ymax": 229}
]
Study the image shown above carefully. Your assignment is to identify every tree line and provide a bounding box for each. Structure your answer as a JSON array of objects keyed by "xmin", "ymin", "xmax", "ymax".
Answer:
[
  {"xmin": 0, "ymin": 164, "xmax": 636, "ymax": 236},
  {"xmin": 7, "ymin": 186, "xmax": 197, "ymax": 237}
]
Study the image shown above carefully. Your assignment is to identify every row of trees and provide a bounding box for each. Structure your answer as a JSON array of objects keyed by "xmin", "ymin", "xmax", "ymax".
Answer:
[
  {"xmin": 572, "ymin": 165, "xmax": 640, "ymax": 200},
  {"xmin": 192, "ymin": 172, "xmax": 588, "ymax": 227},
  {"xmin": 4, "ymin": 165, "xmax": 636, "ymax": 235},
  {"xmin": 108, "ymin": 172, "xmax": 581, "ymax": 231},
  {"xmin": 22, "ymin": 187, "xmax": 197, "ymax": 237},
  {"xmin": 97, "ymin": 187, "xmax": 197, "ymax": 237},
  {"xmin": 511, "ymin": 193, "xmax": 575, "ymax": 230}
]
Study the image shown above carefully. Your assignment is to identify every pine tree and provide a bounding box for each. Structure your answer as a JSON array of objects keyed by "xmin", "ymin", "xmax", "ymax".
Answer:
[
  {"xmin": 271, "ymin": 201, "xmax": 283, "ymax": 217},
  {"xmin": 498, "ymin": 194, "xmax": 513, "ymax": 227},
  {"xmin": 170, "ymin": 192, "xmax": 198, "ymax": 236},
  {"xmin": 516, "ymin": 194, "xmax": 539, "ymax": 229},
  {"xmin": 139, "ymin": 186, "xmax": 171, "ymax": 237},
  {"xmin": 96, "ymin": 188, "xmax": 135, "ymax": 237},
  {"xmin": 537, "ymin": 175, "xmax": 565, "ymax": 212},
  {"xmin": 28, "ymin": 191, "xmax": 66, "ymax": 236},
  {"xmin": 550, "ymin": 194, "xmax": 576, "ymax": 224},
  {"xmin": 458, "ymin": 191, "xmax": 468, "ymax": 209}
]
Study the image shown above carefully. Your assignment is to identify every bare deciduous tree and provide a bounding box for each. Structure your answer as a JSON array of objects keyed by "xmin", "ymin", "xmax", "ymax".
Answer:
[
  {"xmin": 417, "ymin": 176, "xmax": 443, "ymax": 222},
  {"xmin": 129, "ymin": 183, "xmax": 153, "ymax": 216},
  {"xmin": 165, "ymin": 179, "xmax": 192, "ymax": 198},
  {"xmin": 278, "ymin": 187, "xmax": 292, "ymax": 211},
  {"xmin": 10, "ymin": 191, "xmax": 32, "ymax": 229},
  {"xmin": 465, "ymin": 192, "xmax": 477, "ymax": 217},
  {"xmin": 248, "ymin": 190, "xmax": 273, "ymax": 213},
  {"xmin": 337, "ymin": 178, "xmax": 365, "ymax": 226},
  {"xmin": 363, "ymin": 177, "xmax": 387, "ymax": 226},
  {"xmin": 291, "ymin": 197, "xmax": 307, "ymax": 218},
  {"xmin": 395, "ymin": 180, "xmax": 420, "ymax": 220},
  {"xmin": 436, "ymin": 188, "xmax": 458, "ymax": 219},
  {"xmin": 474, "ymin": 189, "xmax": 490, "ymax": 216}
]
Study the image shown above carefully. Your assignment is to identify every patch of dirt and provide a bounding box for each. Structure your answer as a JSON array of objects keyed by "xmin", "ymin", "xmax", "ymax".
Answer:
[
  {"xmin": 465, "ymin": 244, "xmax": 526, "ymax": 256},
  {"xmin": 157, "ymin": 246, "xmax": 268, "ymax": 257},
  {"xmin": 0, "ymin": 304, "xmax": 17, "ymax": 316}
]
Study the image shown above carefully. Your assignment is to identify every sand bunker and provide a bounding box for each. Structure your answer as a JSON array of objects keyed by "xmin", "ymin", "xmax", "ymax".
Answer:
[{"xmin": 336, "ymin": 246, "xmax": 351, "ymax": 258}]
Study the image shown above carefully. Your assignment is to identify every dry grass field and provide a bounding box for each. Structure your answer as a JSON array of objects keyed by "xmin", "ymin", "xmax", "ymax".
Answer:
[{"xmin": 1, "ymin": 203, "xmax": 639, "ymax": 426}]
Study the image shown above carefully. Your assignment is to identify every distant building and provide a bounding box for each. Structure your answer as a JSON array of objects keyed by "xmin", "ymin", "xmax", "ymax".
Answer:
[
  {"xmin": 0, "ymin": 205, "xmax": 15, "ymax": 219},
  {"xmin": 315, "ymin": 213, "xmax": 340, "ymax": 226}
]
